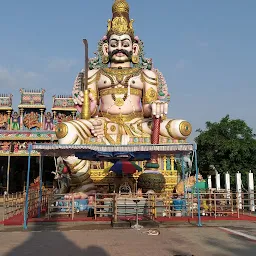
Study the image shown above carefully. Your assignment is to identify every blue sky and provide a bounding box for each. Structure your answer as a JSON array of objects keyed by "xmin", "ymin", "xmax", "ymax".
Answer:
[{"xmin": 0, "ymin": 0, "xmax": 255, "ymax": 140}]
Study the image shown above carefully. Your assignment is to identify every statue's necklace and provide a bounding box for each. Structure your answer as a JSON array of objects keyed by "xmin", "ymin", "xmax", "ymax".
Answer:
[
  {"xmin": 101, "ymin": 67, "xmax": 141, "ymax": 107},
  {"xmin": 102, "ymin": 67, "xmax": 140, "ymax": 83}
]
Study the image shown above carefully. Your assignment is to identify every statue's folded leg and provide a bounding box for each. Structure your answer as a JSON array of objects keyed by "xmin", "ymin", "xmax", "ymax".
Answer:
[
  {"xmin": 160, "ymin": 119, "xmax": 192, "ymax": 139},
  {"xmin": 137, "ymin": 118, "xmax": 192, "ymax": 140},
  {"xmin": 56, "ymin": 119, "xmax": 96, "ymax": 194}
]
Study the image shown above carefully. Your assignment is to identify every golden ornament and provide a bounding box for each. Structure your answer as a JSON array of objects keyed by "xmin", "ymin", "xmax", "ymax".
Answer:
[
  {"xmin": 144, "ymin": 87, "xmax": 157, "ymax": 104},
  {"xmin": 110, "ymin": 125, "xmax": 117, "ymax": 132},
  {"xmin": 100, "ymin": 87, "xmax": 142, "ymax": 97},
  {"xmin": 107, "ymin": 0, "xmax": 134, "ymax": 38},
  {"xmin": 115, "ymin": 98, "xmax": 125, "ymax": 106},
  {"xmin": 112, "ymin": 17, "xmax": 129, "ymax": 35},
  {"xmin": 112, "ymin": 0, "xmax": 129, "ymax": 14},
  {"xmin": 102, "ymin": 112, "xmax": 143, "ymax": 123},
  {"xmin": 101, "ymin": 67, "xmax": 141, "ymax": 84},
  {"xmin": 55, "ymin": 123, "xmax": 68, "ymax": 139},
  {"xmin": 179, "ymin": 121, "xmax": 192, "ymax": 136},
  {"xmin": 132, "ymin": 55, "xmax": 139, "ymax": 64},
  {"xmin": 102, "ymin": 55, "xmax": 109, "ymax": 64}
]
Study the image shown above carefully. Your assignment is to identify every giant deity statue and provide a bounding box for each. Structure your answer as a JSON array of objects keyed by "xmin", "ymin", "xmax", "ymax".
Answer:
[{"xmin": 55, "ymin": 0, "xmax": 192, "ymax": 195}]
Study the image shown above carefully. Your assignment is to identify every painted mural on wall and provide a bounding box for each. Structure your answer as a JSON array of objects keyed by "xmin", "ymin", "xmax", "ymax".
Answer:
[
  {"xmin": 0, "ymin": 114, "xmax": 8, "ymax": 130},
  {"xmin": 23, "ymin": 112, "xmax": 41, "ymax": 130}
]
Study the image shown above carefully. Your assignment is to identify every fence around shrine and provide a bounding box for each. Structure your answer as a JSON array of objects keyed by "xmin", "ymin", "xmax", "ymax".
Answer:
[
  {"xmin": 47, "ymin": 190, "xmax": 256, "ymax": 221},
  {"xmin": 2, "ymin": 190, "xmax": 256, "ymax": 225},
  {"xmin": 2, "ymin": 190, "xmax": 50, "ymax": 222}
]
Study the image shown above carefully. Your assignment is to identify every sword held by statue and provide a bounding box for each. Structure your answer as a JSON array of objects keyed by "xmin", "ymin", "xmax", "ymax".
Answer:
[{"xmin": 81, "ymin": 39, "xmax": 91, "ymax": 120}]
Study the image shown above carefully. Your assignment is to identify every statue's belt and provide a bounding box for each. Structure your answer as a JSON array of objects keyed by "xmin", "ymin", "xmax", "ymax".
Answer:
[
  {"xmin": 100, "ymin": 112, "xmax": 143, "ymax": 123},
  {"xmin": 99, "ymin": 87, "xmax": 142, "ymax": 97}
]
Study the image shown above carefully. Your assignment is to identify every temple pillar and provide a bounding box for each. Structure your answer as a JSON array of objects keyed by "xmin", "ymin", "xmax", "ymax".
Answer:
[
  {"xmin": 207, "ymin": 175, "xmax": 212, "ymax": 189},
  {"xmin": 247, "ymin": 171, "xmax": 255, "ymax": 211},
  {"xmin": 40, "ymin": 109, "xmax": 44, "ymax": 129},
  {"xmin": 225, "ymin": 172, "xmax": 231, "ymax": 200},
  {"xmin": 236, "ymin": 172, "xmax": 242, "ymax": 209},
  {"xmin": 215, "ymin": 172, "xmax": 221, "ymax": 191},
  {"xmin": 166, "ymin": 156, "xmax": 171, "ymax": 170},
  {"xmin": 163, "ymin": 155, "xmax": 167, "ymax": 171},
  {"xmin": 7, "ymin": 110, "xmax": 11, "ymax": 130},
  {"xmin": 52, "ymin": 111, "xmax": 56, "ymax": 129},
  {"xmin": 19, "ymin": 108, "xmax": 24, "ymax": 130},
  {"xmin": 72, "ymin": 111, "xmax": 76, "ymax": 120},
  {"xmin": 170, "ymin": 155, "xmax": 175, "ymax": 171}
]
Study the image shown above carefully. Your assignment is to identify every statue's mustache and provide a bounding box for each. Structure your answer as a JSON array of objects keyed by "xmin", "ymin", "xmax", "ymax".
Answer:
[{"xmin": 109, "ymin": 49, "xmax": 132, "ymax": 58}]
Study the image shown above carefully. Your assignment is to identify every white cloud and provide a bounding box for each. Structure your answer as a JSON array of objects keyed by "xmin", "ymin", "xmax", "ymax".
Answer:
[
  {"xmin": 47, "ymin": 57, "xmax": 77, "ymax": 72},
  {"xmin": 0, "ymin": 67, "xmax": 41, "ymax": 89}
]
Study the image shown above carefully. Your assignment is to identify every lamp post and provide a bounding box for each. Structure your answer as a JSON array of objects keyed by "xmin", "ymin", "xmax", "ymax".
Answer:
[
  {"xmin": 194, "ymin": 143, "xmax": 202, "ymax": 227},
  {"xmin": 23, "ymin": 143, "xmax": 32, "ymax": 230}
]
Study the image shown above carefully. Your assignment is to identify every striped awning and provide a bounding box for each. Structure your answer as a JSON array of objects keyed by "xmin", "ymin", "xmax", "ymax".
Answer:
[{"xmin": 32, "ymin": 143, "xmax": 194, "ymax": 157}]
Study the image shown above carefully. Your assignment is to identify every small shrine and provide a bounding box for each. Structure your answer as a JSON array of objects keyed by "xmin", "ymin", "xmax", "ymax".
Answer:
[
  {"xmin": 18, "ymin": 89, "xmax": 46, "ymax": 130},
  {"xmin": 51, "ymin": 95, "xmax": 77, "ymax": 129},
  {"xmin": 0, "ymin": 94, "xmax": 13, "ymax": 130}
]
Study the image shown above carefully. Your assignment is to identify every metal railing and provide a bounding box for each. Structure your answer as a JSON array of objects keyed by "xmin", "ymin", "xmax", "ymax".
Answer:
[
  {"xmin": 2, "ymin": 190, "xmax": 50, "ymax": 222},
  {"xmin": 47, "ymin": 194, "xmax": 75, "ymax": 219},
  {"xmin": 3, "ymin": 191, "xmax": 256, "ymax": 224},
  {"xmin": 3, "ymin": 192, "xmax": 24, "ymax": 221},
  {"xmin": 46, "ymin": 191, "xmax": 256, "ymax": 221}
]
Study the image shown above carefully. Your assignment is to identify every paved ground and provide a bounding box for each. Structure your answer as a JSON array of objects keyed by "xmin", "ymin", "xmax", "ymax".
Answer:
[
  {"xmin": 0, "ymin": 225, "xmax": 256, "ymax": 256},
  {"xmin": 202, "ymin": 220, "xmax": 256, "ymax": 237}
]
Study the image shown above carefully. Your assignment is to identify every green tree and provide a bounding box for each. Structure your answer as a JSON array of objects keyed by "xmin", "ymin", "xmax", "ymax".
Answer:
[{"xmin": 195, "ymin": 115, "xmax": 256, "ymax": 188}]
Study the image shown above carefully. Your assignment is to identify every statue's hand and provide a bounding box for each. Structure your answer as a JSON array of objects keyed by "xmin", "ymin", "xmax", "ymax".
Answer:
[
  {"xmin": 73, "ymin": 91, "xmax": 84, "ymax": 106},
  {"xmin": 91, "ymin": 119, "xmax": 104, "ymax": 138},
  {"xmin": 74, "ymin": 91, "xmax": 97, "ymax": 113},
  {"xmin": 151, "ymin": 101, "xmax": 168, "ymax": 118}
]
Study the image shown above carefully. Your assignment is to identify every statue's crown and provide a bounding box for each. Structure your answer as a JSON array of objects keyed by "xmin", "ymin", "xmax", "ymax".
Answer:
[
  {"xmin": 112, "ymin": 0, "xmax": 129, "ymax": 13},
  {"xmin": 107, "ymin": 0, "xmax": 134, "ymax": 39}
]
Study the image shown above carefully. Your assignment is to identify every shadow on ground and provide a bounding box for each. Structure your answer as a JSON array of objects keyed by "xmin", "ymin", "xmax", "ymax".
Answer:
[
  {"xmin": 3, "ymin": 220, "xmax": 111, "ymax": 256},
  {"xmin": 204, "ymin": 232, "xmax": 256, "ymax": 256}
]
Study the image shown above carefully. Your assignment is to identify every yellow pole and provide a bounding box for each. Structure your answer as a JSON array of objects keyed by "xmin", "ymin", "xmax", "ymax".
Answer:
[{"xmin": 81, "ymin": 39, "xmax": 91, "ymax": 120}]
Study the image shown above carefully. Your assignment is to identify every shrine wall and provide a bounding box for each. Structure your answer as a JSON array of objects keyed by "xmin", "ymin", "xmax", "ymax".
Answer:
[{"xmin": 0, "ymin": 89, "xmax": 78, "ymax": 156}]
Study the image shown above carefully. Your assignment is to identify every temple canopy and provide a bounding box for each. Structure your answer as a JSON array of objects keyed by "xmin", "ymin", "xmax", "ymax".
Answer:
[{"xmin": 32, "ymin": 143, "xmax": 194, "ymax": 160}]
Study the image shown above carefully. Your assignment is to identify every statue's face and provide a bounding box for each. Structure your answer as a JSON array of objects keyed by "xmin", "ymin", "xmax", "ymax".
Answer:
[{"xmin": 108, "ymin": 34, "xmax": 133, "ymax": 63}]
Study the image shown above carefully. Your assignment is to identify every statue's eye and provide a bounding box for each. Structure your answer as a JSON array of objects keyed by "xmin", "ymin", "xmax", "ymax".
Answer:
[
  {"xmin": 110, "ymin": 42, "xmax": 118, "ymax": 47},
  {"xmin": 122, "ymin": 42, "xmax": 129, "ymax": 47}
]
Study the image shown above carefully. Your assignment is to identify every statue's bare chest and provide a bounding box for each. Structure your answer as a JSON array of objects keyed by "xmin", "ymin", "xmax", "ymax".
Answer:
[{"xmin": 97, "ymin": 68, "xmax": 143, "ymax": 90}]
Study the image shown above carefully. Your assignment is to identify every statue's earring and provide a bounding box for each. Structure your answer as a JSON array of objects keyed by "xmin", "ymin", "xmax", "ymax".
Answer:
[
  {"xmin": 132, "ymin": 55, "xmax": 139, "ymax": 64},
  {"xmin": 102, "ymin": 55, "xmax": 109, "ymax": 64}
]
